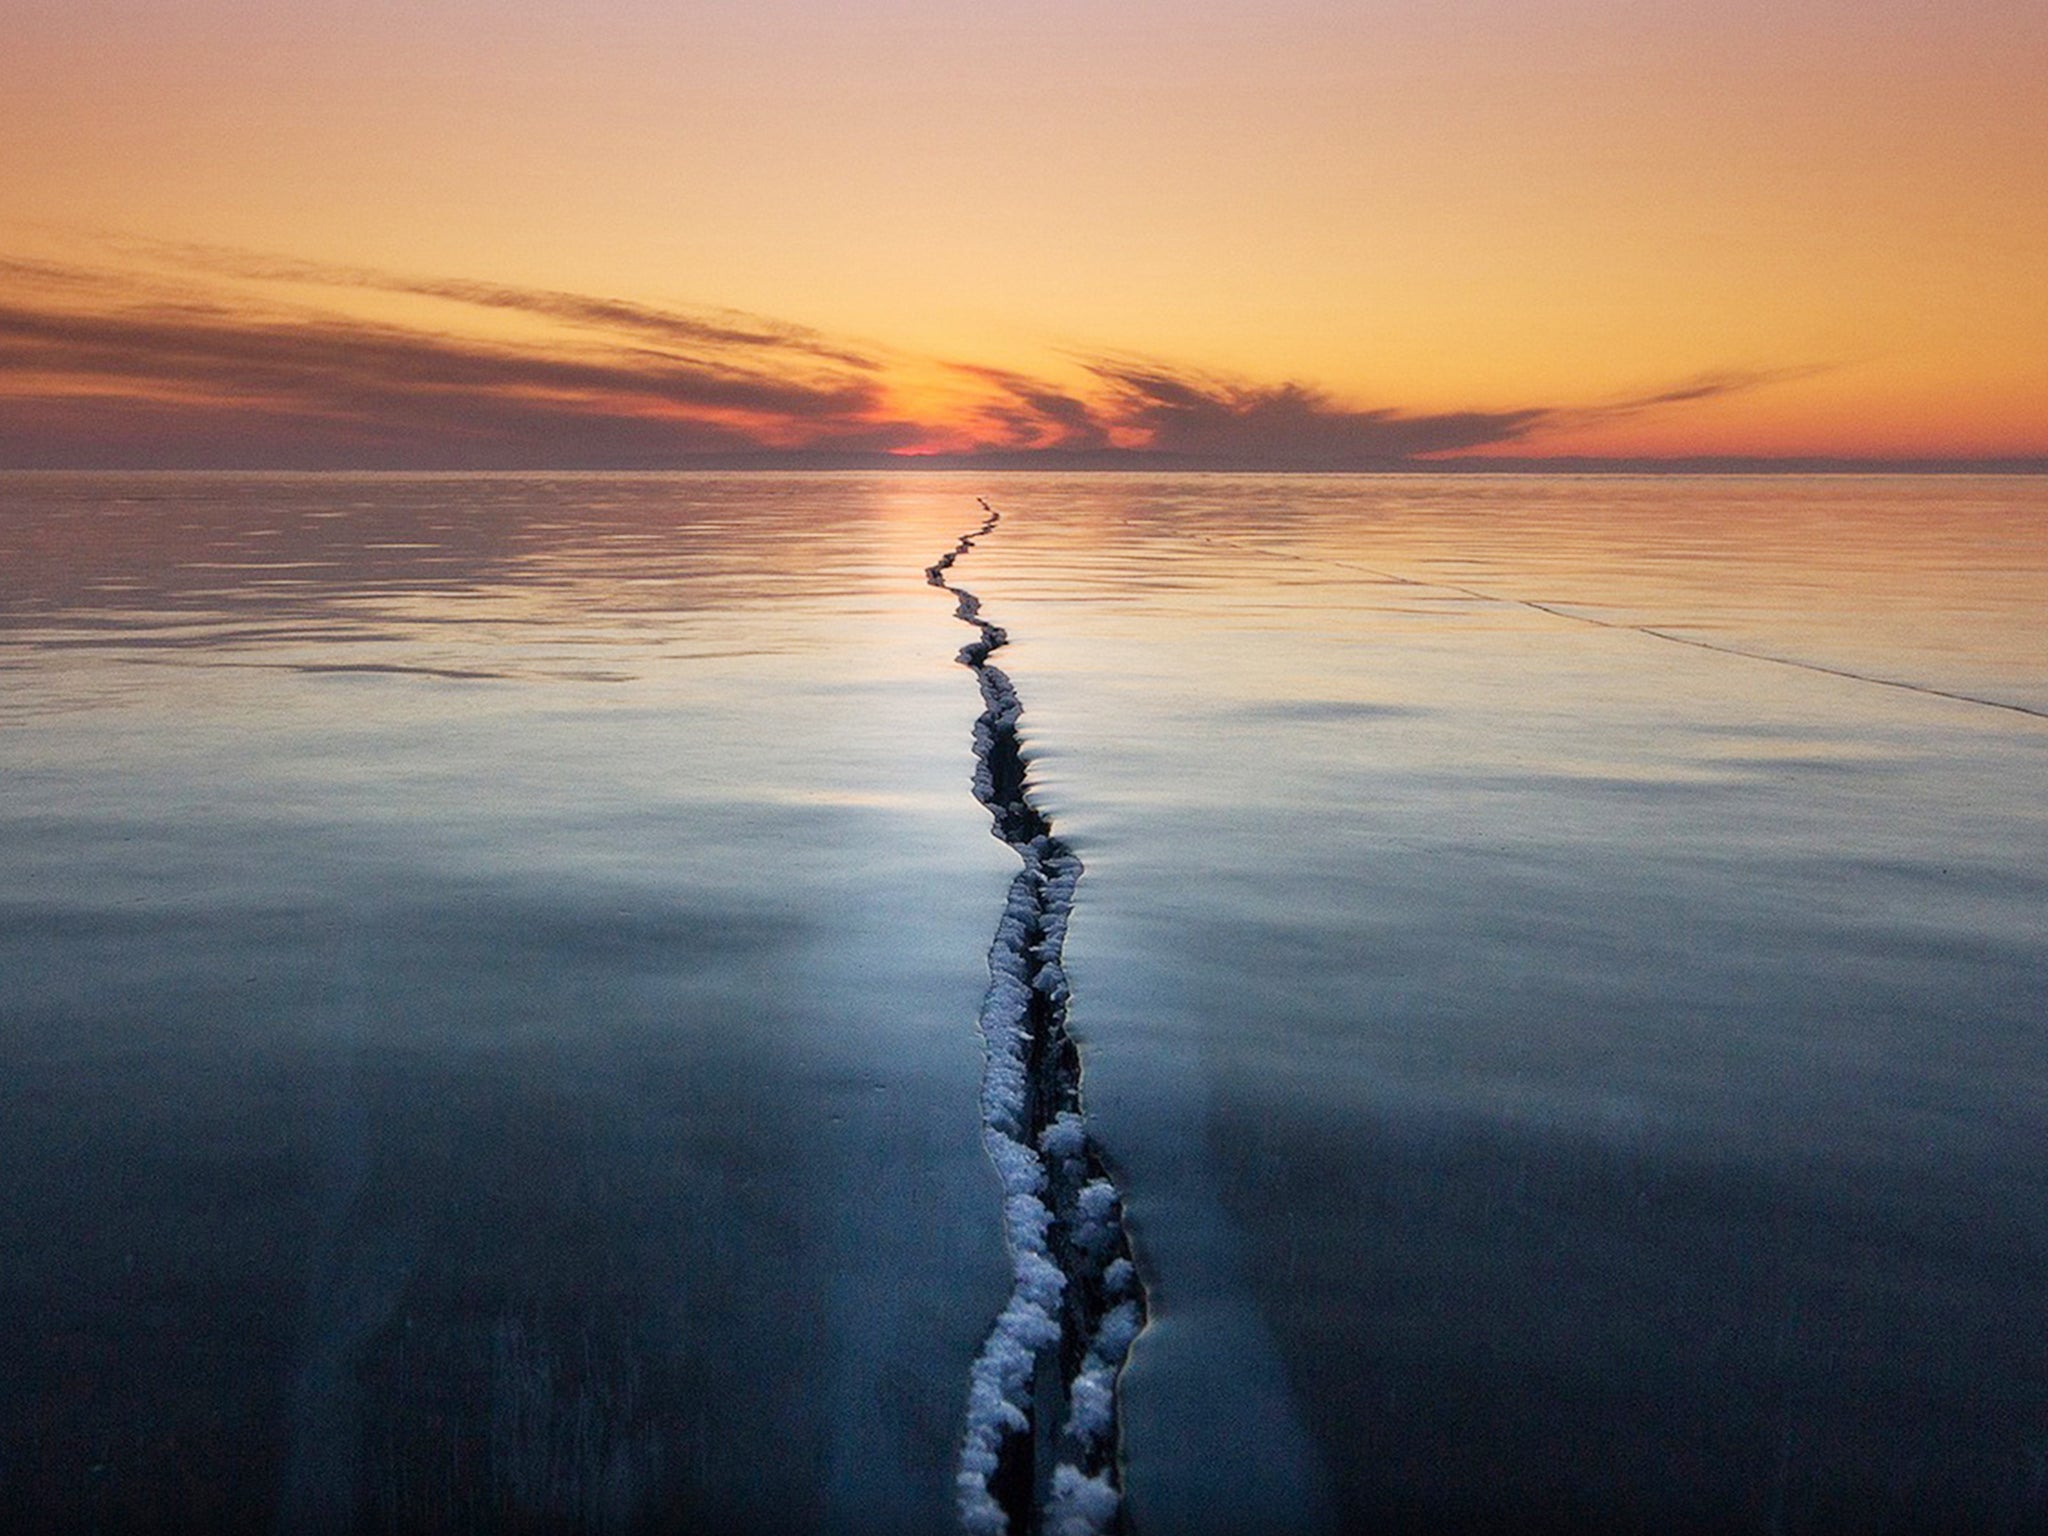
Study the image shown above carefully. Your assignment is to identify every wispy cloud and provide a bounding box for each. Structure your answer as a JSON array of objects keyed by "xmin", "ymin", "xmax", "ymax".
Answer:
[
  {"xmin": 101, "ymin": 235, "xmax": 881, "ymax": 370},
  {"xmin": 941, "ymin": 363, "xmax": 1115, "ymax": 452},
  {"xmin": 937, "ymin": 357, "xmax": 1558, "ymax": 464},
  {"xmin": 0, "ymin": 301, "xmax": 885, "ymax": 420},
  {"xmin": 0, "ymin": 247, "xmax": 918, "ymax": 466},
  {"xmin": 0, "ymin": 236, "xmax": 1828, "ymax": 468},
  {"xmin": 1601, "ymin": 365, "xmax": 1834, "ymax": 414},
  {"xmin": 1083, "ymin": 358, "xmax": 1552, "ymax": 463}
]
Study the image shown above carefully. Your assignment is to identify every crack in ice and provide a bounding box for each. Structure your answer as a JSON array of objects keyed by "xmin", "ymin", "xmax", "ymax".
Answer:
[
  {"xmin": 1193, "ymin": 531, "xmax": 2048, "ymax": 724},
  {"xmin": 930, "ymin": 501, "xmax": 1147, "ymax": 1536}
]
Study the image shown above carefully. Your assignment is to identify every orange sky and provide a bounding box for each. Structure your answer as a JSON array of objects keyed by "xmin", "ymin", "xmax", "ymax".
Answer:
[{"xmin": 3, "ymin": 0, "xmax": 2045, "ymax": 466}]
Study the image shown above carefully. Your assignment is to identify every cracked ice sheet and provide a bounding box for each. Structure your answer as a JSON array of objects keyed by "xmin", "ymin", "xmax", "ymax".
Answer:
[{"xmin": 939, "ymin": 473, "xmax": 2048, "ymax": 1534}]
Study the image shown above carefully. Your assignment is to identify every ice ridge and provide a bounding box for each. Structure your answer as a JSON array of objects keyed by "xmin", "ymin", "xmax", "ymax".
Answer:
[{"xmin": 929, "ymin": 500, "xmax": 1148, "ymax": 1536}]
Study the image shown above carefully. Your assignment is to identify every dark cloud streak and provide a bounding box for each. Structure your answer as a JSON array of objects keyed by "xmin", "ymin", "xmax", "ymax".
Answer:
[
  {"xmin": 0, "ymin": 251, "xmax": 921, "ymax": 466},
  {"xmin": 106, "ymin": 237, "xmax": 882, "ymax": 370},
  {"xmin": 1081, "ymin": 359, "xmax": 1549, "ymax": 465},
  {"xmin": 943, "ymin": 363, "xmax": 1113, "ymax": 451},
  {"xmin": 1597, "ymin": 365, "xmax": 1835, "ymax": 413},
  {"xmin": 1, "ymin": 237, "xmax": 1842, "ymax": 469},
  {"xmin": 0, "ymin": 303, "xmax": 881, "ymax": 420}
]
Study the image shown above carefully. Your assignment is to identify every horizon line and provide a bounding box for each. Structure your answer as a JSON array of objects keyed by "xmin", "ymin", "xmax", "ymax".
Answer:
[{"xmin": 6, "ymin": 452, "xmax": 2048, "ymax": 476}]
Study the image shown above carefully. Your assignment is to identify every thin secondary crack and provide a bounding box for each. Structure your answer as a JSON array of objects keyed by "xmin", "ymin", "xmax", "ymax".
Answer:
[
  {"xmin": 931, "ymin": 500, "xmax": 1147, "ymax": 1536},
  {"xmin": 1195, "ymin": 533, "xmax": 2048, "ymax": 724}
]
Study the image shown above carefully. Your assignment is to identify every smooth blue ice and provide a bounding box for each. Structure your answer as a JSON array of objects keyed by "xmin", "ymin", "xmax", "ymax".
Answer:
[{"xmin": 0, "ymin": 472, "xmax": 1018, "ymax": 1532}]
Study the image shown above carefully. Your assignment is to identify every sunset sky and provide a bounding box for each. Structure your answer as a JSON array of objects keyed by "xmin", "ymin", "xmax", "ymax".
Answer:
[{"xmin": 4, "ymin": 0, "xmax": 2045, "ymax": 467}]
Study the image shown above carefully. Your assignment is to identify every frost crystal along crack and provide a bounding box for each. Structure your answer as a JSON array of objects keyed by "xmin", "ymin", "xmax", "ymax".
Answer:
[{"xmin": 929, "ymin": 501, "xmax": 1148, "ymax": 1536}]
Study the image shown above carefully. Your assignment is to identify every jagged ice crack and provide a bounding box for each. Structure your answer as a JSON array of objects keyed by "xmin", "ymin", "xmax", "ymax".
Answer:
[{"xmin": 929, "ymin": 501, "xmax": 1148, "ymax": 1536}]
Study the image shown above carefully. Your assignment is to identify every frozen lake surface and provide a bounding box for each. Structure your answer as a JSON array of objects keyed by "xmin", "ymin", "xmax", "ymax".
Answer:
[{"xmin": 3, "ymin": 472, "xmax": 2045, "ymax": 1533}]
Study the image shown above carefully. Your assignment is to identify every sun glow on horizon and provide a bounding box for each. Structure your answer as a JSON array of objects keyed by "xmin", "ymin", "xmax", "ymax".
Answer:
[{"xmin": 3, "ymin": 0, "xmax": 2044, "ymax": 466}]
